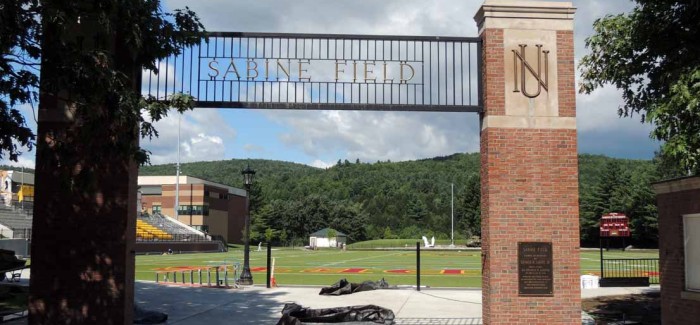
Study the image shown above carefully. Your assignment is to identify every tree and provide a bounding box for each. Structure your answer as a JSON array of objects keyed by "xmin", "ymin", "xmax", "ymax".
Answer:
[
  {"xmin": 279, "ymin": 230, "xmax": 288, "ymax": 247},
  {"xmin": 0, "ymin": 0, "xmax": 39, "ymax": 161},
  {"xmin": 579, "ymin": 161, "xmax": 629, "ymax": 245},
  {"xmin": 383, "ymin": 226, "xmax": 394, "ymax": 239},
  {"xmin": 406, "ymin": 195, "xmax": 428, "ymax": 222},
  {"xmin": 264, "ymin": 228, "xmax": 277, "ymax": 243},
  {"xmin": 456, "ymin": 175, "xmax": 481, "ymax": 238},
  {"xmin": 328, "ymin": 201, "xmax": 368, "ymax": 242},
  {"xmin": 0, "ymin": 0, "xmax": 205, "ymax": 164},
  {"xmin": 327, "ymin": 228, "xmax": 337, "ymax": 247},
  {"xmin": 7, "ymin": 3, "xmax": 206, "ymax": 323},
  {"xmin": 627, "ymin": 164, "xmax": 659, "ymax": 246},
  {"xmin": 579, "ymin": 1, "xmax": 700, "ymax": 173},
  {"xmin": 653, "ymin": 150, "xmax": 688, "ymax": 180}
]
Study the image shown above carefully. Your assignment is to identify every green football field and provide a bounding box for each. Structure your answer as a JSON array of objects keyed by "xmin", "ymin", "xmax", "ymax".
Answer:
[{"xmin": 135, "ymin": 248, "xmax": 659, "ymax": 288}]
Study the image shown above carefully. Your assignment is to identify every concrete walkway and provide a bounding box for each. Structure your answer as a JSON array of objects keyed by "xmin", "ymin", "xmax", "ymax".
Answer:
[
  {"xmin": 3, "ymin": 269, "xmax": 660, "ymax": 324},
  {"xmin": 135, "ymin": 282, "xmax": 483, "ymax": 324}
]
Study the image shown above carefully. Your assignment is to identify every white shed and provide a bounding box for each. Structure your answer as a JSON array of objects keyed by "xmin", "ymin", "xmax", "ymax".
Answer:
[{"xmin": 309, "ymin": 228, "xmax": 347, "ymax": 249}]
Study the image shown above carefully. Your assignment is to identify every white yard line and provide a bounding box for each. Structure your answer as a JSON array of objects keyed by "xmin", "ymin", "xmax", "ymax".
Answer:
[{"xmin": 319, "ymin": 251, "xmax": 405, "ymax": 267}]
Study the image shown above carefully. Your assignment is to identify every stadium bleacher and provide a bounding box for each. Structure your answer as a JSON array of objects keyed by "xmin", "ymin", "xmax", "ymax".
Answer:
[
  {"xmin": 0, "ymin": 203, "xmax": 33, "ymax": 239},
  {"xmin": 0, "ymin": 200, "xmax": 208, "ymax": 242},
  {"xmin": 136, "ymin": 212, "xmax": 207, "ymax": 242}
]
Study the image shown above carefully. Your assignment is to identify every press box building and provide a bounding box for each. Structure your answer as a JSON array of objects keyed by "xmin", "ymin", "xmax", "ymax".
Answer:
[{"xmin": 138, "ymin": 176, "xmax": 247, "ymax": 243}]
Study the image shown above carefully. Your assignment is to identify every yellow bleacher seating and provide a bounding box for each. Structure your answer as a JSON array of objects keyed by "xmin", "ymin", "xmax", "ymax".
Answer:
[{"xmin": 136, "ymin": 219, "xmax": 173, "ymax": 240}]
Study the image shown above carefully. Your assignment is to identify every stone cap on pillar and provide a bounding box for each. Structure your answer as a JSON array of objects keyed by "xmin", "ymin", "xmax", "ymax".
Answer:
[
  {"xmin": 475, "ymin": 0, "xmax": 577, "ymax": 128},
  {"xmin": 474, "ymin": 0, "xmax": 575, "ymax": 33}
]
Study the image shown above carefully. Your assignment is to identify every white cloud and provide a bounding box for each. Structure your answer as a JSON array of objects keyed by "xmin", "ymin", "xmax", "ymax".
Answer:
[
  {"xmin": 141, "ymin": 61, "xmax": 180, "ymax": 100},
  {"xmin": 142, "ymin": 109, "xmax": 236, "ymax": 164},
  {"xmin": 268, "ymin": 110, "xmax": 479, "ymax": 162},
  {"xmin": 310, "ymin": 159, "xmax": 334, "ymax": 169},
  {"xmin": 0, "ymin": 155, "xmax": 35, "ymax": 169},
  {"xmin": 576, "ymin": 84, "xmax": 652, "ymax": 134}
]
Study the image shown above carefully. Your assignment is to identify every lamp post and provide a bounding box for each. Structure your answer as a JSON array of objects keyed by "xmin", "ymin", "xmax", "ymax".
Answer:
[{"xmin": 239, "ymin": 164, "xmax": 256, "ymax": 285}]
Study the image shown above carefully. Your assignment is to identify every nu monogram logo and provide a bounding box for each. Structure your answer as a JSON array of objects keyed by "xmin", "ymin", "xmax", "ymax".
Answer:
[{"xmin": 512, "ymin": 44, "xmax": 549, "ymax": 98}]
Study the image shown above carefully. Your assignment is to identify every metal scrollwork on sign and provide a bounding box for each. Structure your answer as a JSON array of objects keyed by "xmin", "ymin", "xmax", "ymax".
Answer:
[{"xmin": 512, "ymin": 44, "xmax": 549, "ymax": 98}]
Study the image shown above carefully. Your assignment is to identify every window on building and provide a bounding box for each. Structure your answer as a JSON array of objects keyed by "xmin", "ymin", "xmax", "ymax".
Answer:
[
  {"xmin": 192, "ymin": 225, "xmax": 209, "ymax": 233},
  {"xmin": 178, "ymin": 205, "xmax": 191, "ymax": 214},
  {"xmin": 685, "ymin": 214, "xmax": 700, "ymax": 292},
  {"xmin": 176, "ymin": 205, "xmax": 208, "ymax": 216},
  {"xmin": 152, "ymin": 205, "xmax": 161, "ymax": 214}
]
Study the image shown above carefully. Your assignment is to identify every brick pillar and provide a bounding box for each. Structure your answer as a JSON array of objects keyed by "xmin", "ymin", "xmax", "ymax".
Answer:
[
  {"xmin": 475, "ymin": 1, "xmax": 580, "ymax": 324},
  {"xmin": 28, "ymin": 18, "xmax": 137, "ymax": 324}
]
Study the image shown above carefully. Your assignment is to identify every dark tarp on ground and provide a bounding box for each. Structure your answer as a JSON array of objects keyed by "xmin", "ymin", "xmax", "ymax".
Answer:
[
  {"xmin": 276, "ymin": 303, "xmax": 395, "ymax": 325},
  {"xmin": 133, "ymin": 305, "xmax": 168, "ymax": 324},
  {"xmin": 319, "ymin": 278, "xmax": 391, "ymax": 296}
]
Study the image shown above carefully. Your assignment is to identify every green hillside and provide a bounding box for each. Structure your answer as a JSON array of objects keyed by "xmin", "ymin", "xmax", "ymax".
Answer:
[{"xmin": 139, "ymin": 153, "xmax": 660, "ymax": 247}]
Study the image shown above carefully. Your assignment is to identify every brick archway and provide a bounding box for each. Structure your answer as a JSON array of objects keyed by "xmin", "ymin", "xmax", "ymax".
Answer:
[{"xmin": 30, "ymin": 1, "xmax": 579, "ymax": 324}]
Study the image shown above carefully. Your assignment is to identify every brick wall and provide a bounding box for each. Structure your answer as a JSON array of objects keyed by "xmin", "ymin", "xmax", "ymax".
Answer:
[
  {"xmin": 655, "ymin": 181, "xmax": 700, "ymax": 325},
  {"xmin": 482, "ymin": 29, "xmax": 505, "ymax": 116},
  {"xmin": 557, "ymin": 31, "xmax": 575, "ymax": 118},
  {"xmin": 481, "ymin": 128, "xmax": 580, "ymax": 324}
]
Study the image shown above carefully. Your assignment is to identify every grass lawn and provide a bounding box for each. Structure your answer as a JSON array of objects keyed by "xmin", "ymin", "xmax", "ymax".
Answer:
[{"xmin": 135, "ymin": 247, "xmax": 659, "ymax": 288}]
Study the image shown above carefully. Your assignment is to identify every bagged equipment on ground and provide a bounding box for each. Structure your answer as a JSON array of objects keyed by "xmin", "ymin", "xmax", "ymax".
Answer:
[
  {"xmin": 276, "ymin": 302, "xmax": 395, "ymax": 324},
  {"xmin": 319, "ymin": 278, "xmax": 392, "ymax": 296}
]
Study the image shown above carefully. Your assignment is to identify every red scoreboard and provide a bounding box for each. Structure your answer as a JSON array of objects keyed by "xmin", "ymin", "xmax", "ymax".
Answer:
[{"xmin": 600, "ymin": 213, "xmax": 630, "ymax": 237}]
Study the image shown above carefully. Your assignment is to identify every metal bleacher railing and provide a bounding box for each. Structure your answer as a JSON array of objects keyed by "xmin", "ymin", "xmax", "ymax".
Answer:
[
  {"xmin": 0, "ymin": 200, "xmax": 213, "ymax": 242},
  {"xmin": 136, "ymin": 212, "xmax": 209, "ymax": 242},
  {"xmin": 0, "ymin": 200, "xmax": 33, "ymax": 239}
]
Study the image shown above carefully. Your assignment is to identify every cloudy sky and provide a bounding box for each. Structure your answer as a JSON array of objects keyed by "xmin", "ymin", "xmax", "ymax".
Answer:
[{"xmin": 1, "ymin": 0, "xmax": 659, "ymax": 169}]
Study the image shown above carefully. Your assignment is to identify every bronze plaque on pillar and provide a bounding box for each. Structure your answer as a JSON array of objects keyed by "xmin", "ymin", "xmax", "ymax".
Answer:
[{"xmin": 518, "ymin": 242, "xmax": 553, "ymax": 296}]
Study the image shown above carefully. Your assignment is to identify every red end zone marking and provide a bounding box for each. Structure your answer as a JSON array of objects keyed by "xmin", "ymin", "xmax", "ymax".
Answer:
[
  {"xmin": 153, "ymin": 266, "xmax": 208, "ymax": 272},
  {"xmin": 340, "ymin": 268, "xmax": 367, "ymax": 273},
  {"xmin": 251, "ymin": 267, "xmax": 267, "ymax": 272},
  {"xmin": 441, "ymin": 269, "xmax": 463, "ymax": 275},
  {"xmin": 385, "ymin": 269, "xmax": 413, "ymax": 274},
  {"xmin": 302, "ymin": 268, "xmax": 332, "ymax": 273}
]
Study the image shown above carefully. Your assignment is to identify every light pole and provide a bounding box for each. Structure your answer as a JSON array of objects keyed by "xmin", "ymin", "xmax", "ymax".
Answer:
[
  {"xmin": 239, "ymin": 164, "xmax": 256, "ymax": 285},
  {"xmin": 450, "ymin": 183, "xmax": 455, "ymax": 248},
  {"xmin": 175, "ymin": 114, "xmax": 181, "ymax": 220}
]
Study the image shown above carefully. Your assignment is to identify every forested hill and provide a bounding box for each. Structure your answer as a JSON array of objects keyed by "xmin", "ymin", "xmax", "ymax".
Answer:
[{"xmin": 139, "ymin": 153, "xmax": 661, "ymax": 247}]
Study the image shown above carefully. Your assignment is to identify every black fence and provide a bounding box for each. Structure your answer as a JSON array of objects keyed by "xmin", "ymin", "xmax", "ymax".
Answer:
[
  {"xmin": 602, "ymin": 258, "xmax": 660, "ymax": 284},
  {"xmin": 144, "ymin": 32, "xmax": 483, "ymax": 112}
]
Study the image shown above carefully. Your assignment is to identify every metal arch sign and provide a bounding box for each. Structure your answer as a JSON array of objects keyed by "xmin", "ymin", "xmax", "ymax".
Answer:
[{"xmin": 144, "ymin": 32, "xmax": 483, "ymax": 112}]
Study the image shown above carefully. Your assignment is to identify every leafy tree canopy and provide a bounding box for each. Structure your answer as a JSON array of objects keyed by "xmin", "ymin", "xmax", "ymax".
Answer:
[
  {"xmin": 579, "ymin": 1, "xmax": 700, "ymax": 173},
  {"xmin": 0, "ymin": 0, "xmax": 205, "ymax": 164}
]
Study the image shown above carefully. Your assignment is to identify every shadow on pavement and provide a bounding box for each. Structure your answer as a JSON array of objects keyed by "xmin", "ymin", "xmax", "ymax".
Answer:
[{"xmin": 135, "ymin": 282, "xmax": 287, "ymax": 324}]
